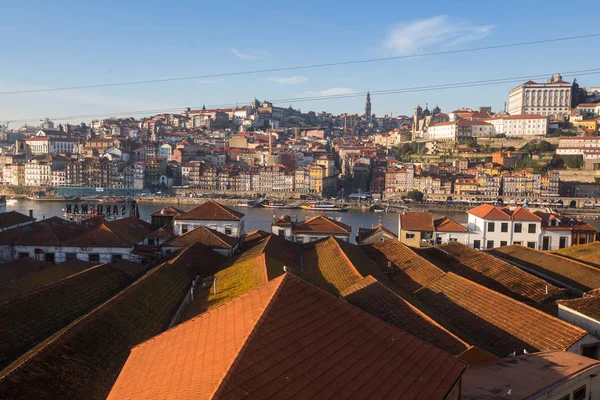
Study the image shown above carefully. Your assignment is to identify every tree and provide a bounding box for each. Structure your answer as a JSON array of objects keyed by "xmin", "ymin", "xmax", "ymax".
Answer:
[{"xmin": 407, "ymin": 190, "xmax": 424, "ymax": 202}]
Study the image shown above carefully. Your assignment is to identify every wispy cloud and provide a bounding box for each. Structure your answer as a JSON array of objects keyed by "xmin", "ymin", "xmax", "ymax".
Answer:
[
  {"xmin": 382, "ymin": 15, "xmax": 495, "ymax": 55},
  {"xmin": 267, "ymin": 76, "xmax": 308, "ymax": 85},
  {"xmin": 231, "ymin": 48, "xmax": 259, "ymax": 60},
  {"xmin": 305, "ymin": 87, "xmax": 356, "ymax": 97}
]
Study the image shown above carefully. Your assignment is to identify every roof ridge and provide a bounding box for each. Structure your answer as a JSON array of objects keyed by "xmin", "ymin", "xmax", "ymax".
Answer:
[
  {"xmin": 205, "ymin": 274, "xmax": 290, "ymax": 399},
  {"xmin": 511, "ymin": 244, "xmax": 600, "ymax": 272},
  {"xmin": 432, "ymin": 272, "xmax": 588, "ymax": 343},
  {"xmin": 0, "ymin": 262, "xmax": 114, "ymax": 304},
  {"xmin": 0, "ymin": 256, "xmax": 173, "ymax": 382}
]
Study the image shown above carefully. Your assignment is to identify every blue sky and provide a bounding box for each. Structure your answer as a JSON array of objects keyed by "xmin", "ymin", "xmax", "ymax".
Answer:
[{"xmin": 1, "ymin": 0, "xmax": 600, "ymax": 124}]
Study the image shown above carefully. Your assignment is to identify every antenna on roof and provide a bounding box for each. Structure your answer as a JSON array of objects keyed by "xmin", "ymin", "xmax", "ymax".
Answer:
[
  {"xmin": 283, "ymin": 265, "xmax": 290, "ymax": 273},
  {"xmin": 545, "ymin": 285, "xmax": 548, "ymax": 295},
  {"xmin": 213, "ymin": 277, "xmax": 217, "ymax": 295}
]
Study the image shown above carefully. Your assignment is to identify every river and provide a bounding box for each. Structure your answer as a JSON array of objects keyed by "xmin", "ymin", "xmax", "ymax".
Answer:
[{"xmin": 8, "ymin": 199, "xmax": 469, "ymax": 243}]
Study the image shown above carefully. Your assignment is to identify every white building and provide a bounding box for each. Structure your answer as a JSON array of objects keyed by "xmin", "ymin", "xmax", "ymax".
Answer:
[
  {"xmin": 433, "ymin": 216, "xmax": 472, "ymax": 245},
  {"xmin": 158, "ymin": 143, "xmax": 172, "ymax": 160},
  {"xmin": 426, "ymin": 120, "xmax": 494, "ymax": 141},
  {"xmin": 577, "ymin": 102, "xmax": 600, "ymax": 118},
  {"xmin": 508, "ymin": 73, "xmax": 572, "ymax": 117},
  {"xmin": 483, "ymin": 114, "xmax": 548, "ymax": 136},
  {"xmin": 173, "ymin": 201, "xmax": 245, "ymax": 237},
  {"xmin": 466, "ymin": 204, "xmax": 578, "ymax": 250},
  {"xmin": 25, "ymin": 137, "xmax": 77, "ymax": 155}
]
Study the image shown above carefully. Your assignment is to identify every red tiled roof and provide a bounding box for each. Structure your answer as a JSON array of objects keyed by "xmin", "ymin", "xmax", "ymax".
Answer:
[
  {"xmin": 399, "ymin": 212, "xmax": 434, "ymax": 231},
  {"xmin": 0, "ymin": 257, "xmax": 52, "ymax": 286},
  {"xmin": 108, "ymin": 274, "xmax": 467, "ymax": 400},
  {"xmin": 150, "ymin": 206, "xmax": 184, "ymax": 217},
  {"xmin": 489, "ymin": 245, "xmax": 600, "ymax": 292},
  {"xmin": 502, "ymin": 206, "xmax": 541, "ymax": 221},
  {"xmin": 292, "ymin": 214, "xmax": 351, "ymax": 235},
  {"xmin": 271, "ymin": 214, "xmax": 295, "ymax": 227},
  {"xmin": 165, "ymin": 225, "xmax": 239, "ymax": 249},
  {"xmin": 174, "ymin": 201, "xmax": 244, "ymax": 221},
  {"xmin": 0, "ymin": 242, "xmax": 218, "ymax": 399},
  {"xmin": 0, "ymin": 217, "xmax": 91, "ymax": 247},
  {"xmin": 433, "ymin": 216, "xmax": 469, "ymax": 232},
  {"xmin": 415, "ymin": 273, "xmax": 588, "ymax": 357},
  {"xmin": 66, "ymin": 217, "xmax": 153, "ymax": 248},
  {"xmin": 356, "ymin": 224, "xmax": 397, "ymax": 242},
  {"xmin": 341, "ymin": 275, "xmax": 469, "ymax": 355},
  {"xmin": 467, "ymin": 204, "xmax": 511, "ymax": 220},
  {"xmin": 417, "ymin": 243, "xmax": 564, "ymax": 304},
  {"xmin": 0, "ymin": 258, "xmax": 96, "ymax": 301},
  {"xmin": 362, "ymin": 239, "xmax": 445, "ymax": 293},
  {"xmin": 0, "ymin": 211, "xmax": 34, "ymax": 230},
  {"xmin": 553, "ymin": 242, "xmax": 600, "ymax": 267}
]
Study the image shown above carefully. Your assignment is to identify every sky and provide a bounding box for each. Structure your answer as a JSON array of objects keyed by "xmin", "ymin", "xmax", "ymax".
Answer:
[{"xmin": 1, "ymin": 0, "xmax": 600, "ymax": 125}]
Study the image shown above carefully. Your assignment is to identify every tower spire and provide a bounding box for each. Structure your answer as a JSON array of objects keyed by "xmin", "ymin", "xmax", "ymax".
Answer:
[{"xmin": 365, "ymin": 91, "xmax": 372, "ymax": 118}]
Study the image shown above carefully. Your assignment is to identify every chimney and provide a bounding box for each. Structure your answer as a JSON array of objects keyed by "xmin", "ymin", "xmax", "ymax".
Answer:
[{"xmin": 29, "ymin": 209, "xmax": 33, "ymax": 218}]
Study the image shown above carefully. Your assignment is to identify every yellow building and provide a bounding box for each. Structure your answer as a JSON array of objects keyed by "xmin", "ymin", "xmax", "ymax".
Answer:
[
  {"xmin": 573, "ymin": 119, "xmax": 598, "ymax": 132},
  {"xmin": 454, "ymin": 179, "xmax": 479, "ymax": 195},
  {"xmin": 308, "ymin": 164, "xmax": 325, "ymax": 195}
]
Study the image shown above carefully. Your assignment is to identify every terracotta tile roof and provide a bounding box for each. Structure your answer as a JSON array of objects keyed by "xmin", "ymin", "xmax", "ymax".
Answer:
[
  {"xmin": 0, "ymin": 242, "xmax": 217, "ymax": 399},
  {"xmin": 463, "ymin": 351, "xmax": 600, "ymax": 400},
  {"xmin": 415, "ymin": 273, "xmax": 588, "ymax": 357},
  {"xmin": 489, "ymin": 245, "xmax": 600, "ymax": 292},
  {"xmin": 0, "ymin": 261, "xmax": 141, "ymax": 371},
  {"xmin": 467, "ymin": 204, "xmax": 511, "ymax": 220},
  {"xmin": 558, "ymin": 292, "xmax": 600, "ymax": 322},
  {"xmin": 433, "ymin": 216, "xmax": 469, "ymax": 232},
  {"xmin": 341, "ymin": 276, "xmax": 469, "ymax": 355},
  {"xmin": 109, "ymin": 274, "xmax": 467, "ymax": 400},
  {"xmin": 456, "ymin": 346, "xmax": 501, "ymax": 367},
  {"xmin": 0, "ymin": 257, "xmax": 52, "ymax": 286},
  {"xmin": 553, "ymin": 242, "xmax": 600, "ymax": 267},
  {"xmin": 399, "ymin": 212, "xmax": 434, "ymax": 231},
  {"xmin": 272, "ymin": 214, "xmax": 295, "ymax": 226},
  {"xmin": 300, "ymin": 236, "xmax": 384, "ymax": 294},
  {"xmin": 150, "ymin": 205, "xmax": 184, "ymax": 217},
  {"xmin": 66, "ymin": 217, "xmax": 153, "ymax": 248},
  {"xmin": 174, "ymin": 200, "xmax": 244, "ymax": 221},
  {"xmin": 0, "ymin": 258, "xmax": 96, "ymax": 301},
  {"xmin": 243, "ymin": 229, "xmax": 271, "ymax": 244},
  {"xmin": 0, "ymin": 211, "xmax": 35, "ymax": 230},
  {"xmin": 292, "ymin": 214, "xmax": 351, "ymax": 235},
  {"xmin": 356, "ymin": 224, "xmax": 397, "ymax": 242},
  {"xmin": 0, "ymin": 217, "xmax": 90, "ymax": 246},
  {"xmin": 417, "ymin": 243, "xmax": 564, "ymax": 304},
  {"xmin": 165, "ymin": 225, "xmax": 239, "ymax": 249},
  {"xmin": 145, "ymin": 225, "xmax": 174, "ymax": 239},
  {"xmin": 362, "ymin": 239, "xmax": 445, "ymax": 293},
  {"xmin": 501, "ymin": 206, "xmax": 542, "ymax": 221}
]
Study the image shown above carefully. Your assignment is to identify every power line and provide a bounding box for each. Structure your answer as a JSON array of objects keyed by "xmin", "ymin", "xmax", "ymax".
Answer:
[
  {"xmin": 7, "ymin": 68, "xmax": 599, "ymax": 123},
  {"xmin": 1, "ymin": 33, "xmax": 600, "ymax": 95}
]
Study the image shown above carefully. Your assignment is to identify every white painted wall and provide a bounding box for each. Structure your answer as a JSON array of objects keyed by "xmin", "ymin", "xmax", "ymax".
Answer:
[{"xmin": 173, "ymin": 218, "xmax": 244, "ymax": 237}]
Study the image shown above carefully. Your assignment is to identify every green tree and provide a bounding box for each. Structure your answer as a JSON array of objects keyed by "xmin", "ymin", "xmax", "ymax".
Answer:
[{"xmin": 406, "ymin": 190, "xmax": 424, "ymax": 201}]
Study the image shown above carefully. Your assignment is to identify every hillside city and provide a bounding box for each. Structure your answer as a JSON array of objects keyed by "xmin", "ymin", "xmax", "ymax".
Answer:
[{"xmin": 2, "ymin": 73, "xmax": 600, "ymax": 204}]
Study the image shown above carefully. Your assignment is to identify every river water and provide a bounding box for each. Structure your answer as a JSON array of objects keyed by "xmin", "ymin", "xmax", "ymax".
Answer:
[{"xmin": 9, "ymin": 199, "xmax": 469, "ymax": 243}]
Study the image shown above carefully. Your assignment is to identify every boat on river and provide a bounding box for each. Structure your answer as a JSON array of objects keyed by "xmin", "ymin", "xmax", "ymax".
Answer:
[
  {"xmin": 260, "ymin": 200, "xmax": 300, "ymax": 209},
  {"xmin": 300, "ymin": 202, "xmax": 349, "ymax": 212}
]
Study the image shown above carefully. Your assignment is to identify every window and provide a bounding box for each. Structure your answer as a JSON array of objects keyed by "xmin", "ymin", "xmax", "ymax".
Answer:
[
  {"xmin": 44, "ymin": 253, "xmax": 55, "ymax": 263},
  {"xmin": 514, "ymin": 223, "xmax": 522, "ymax": 233},
  {"xmin": 527, "ymin": 241, "xmax": 536, "ymax": 249},
  {"xmin": 18, "ymin": 252, "xmax": 29, "ymax": 258},
  {"xmin": 473, "ymin": 240, "xmax": 481, "ymax": 249},
  {"xmin": 436, "ymin": 236, "xmax": 442, "ymax": 245},
  {"xmin": 406, "ymin": 233, "xmax": 415, "ymax": 239},
  {"xmin": 88, "ymin": 253, "xmax": 100, "ymax": 263},
  {"xmin": 487, "ymin": 240, "xmax": 494, "ymax": 249},
  {"xmin": 296, "ymin": 238, "xmax": 304, "ymax": 243},
  {"xmin": 514, "ymin": 241, "xmax": 522, "ymax": 245},
  {"xmin": 181, "ymin": 224, "xmax": 188, "ymax": 234},
  {"xmin": 225, "ymin": 227, "xmax": 232, "ymax": 236},
  {"xmin": 112, "ymin": 254, "xmax": 123, "ymax": 263},
  {"xmin": 573, "ymin": 385, "xmax": 586, "ymax": 400},
  {"xmin": 278, "ymin": 229, "xmax": 285, "ymax": 237},
  {"xmin": 542, "ymin": 236, "xmax": 550, "ymax": 251},
  {"xmin": 66, "ymin": 253, "xmax": 77, "ymax": 260},
  {"xmin": 501, "ymin": 223, "xmax": 508, "ymax": 233},
  {"xmin": 559, "ymin": 237, "xmax": 567, "ymax": 249},
  {"xmin": 487, "ymin": 222, "xmax": 495, "ymax": 232},
  {"xmin": 309, "ymin": 237, "xmax": 318, "ymax": 242},
  {"xmin": 449, "ymin": 238, "xmax": 458, "ymax": 242},
  {"xmin": 528, "ymin": 224, "xmax": 536, "ymax": 234},
  {"xmin": 500, "ymin": 241, "xmax": 507, "ymax": 247}
]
